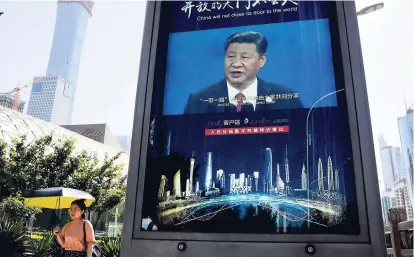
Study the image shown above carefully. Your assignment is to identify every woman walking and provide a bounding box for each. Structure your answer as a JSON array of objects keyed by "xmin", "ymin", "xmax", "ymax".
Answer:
[{"xmin": 53, "ymin": 199, "xmax": 95, "ymax": 257}]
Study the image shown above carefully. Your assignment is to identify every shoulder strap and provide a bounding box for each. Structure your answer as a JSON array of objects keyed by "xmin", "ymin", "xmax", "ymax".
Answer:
[{"xmin": 83, "ymin": 221, "xmax": 87, "ymax": 250}]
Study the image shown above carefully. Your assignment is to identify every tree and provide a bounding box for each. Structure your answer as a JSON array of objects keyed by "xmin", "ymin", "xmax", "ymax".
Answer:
[
  {"xmin": 3, "ymin": 135, "xmax": 79, "ymax": 198},
  {"xmin": 0, "ymin": 193, "xmax": 41, "ymax": 220},
  {"xmin": 65, "ymin": 151, "xmax": 127, "ymax": 227},
  {"xmin": 0, "ymin": 134, "xmax": 127, "ymax": 228}
]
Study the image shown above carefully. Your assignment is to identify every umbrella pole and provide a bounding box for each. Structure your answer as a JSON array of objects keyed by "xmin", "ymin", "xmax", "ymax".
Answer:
[{"xmin": 58, "ymin": 197, "xmax": 61, "ymax": 225}]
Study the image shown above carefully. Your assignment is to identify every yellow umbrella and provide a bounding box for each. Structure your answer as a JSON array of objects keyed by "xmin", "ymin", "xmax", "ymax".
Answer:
[{"xmin": 24, "ymin": 187, "xmax": 95, "ymax": 209}]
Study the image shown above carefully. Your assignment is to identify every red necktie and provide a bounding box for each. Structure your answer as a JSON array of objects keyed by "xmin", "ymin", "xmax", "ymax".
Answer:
[{"xmin": 235, "ymin": 92, "xmax": 245, "ymax": 112}]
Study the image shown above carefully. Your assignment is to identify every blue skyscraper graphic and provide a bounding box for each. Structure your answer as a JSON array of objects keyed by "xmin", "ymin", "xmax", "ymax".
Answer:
[
  {"xmin": 205, "ymin": 152, "xmax": 213, "ymax": 191},
  {"xmin": 27, "ymin": 0, "xmax": 94, "ymax": 124},
  {"xmin": 264, "ymin": 148, "xmax": 273, "ymax": 189}
]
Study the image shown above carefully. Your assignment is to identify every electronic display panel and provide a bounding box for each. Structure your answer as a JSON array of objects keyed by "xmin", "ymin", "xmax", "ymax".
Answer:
[{"xmin": 139, "ymin": 0, "xmax": 360, "ymax": 235}]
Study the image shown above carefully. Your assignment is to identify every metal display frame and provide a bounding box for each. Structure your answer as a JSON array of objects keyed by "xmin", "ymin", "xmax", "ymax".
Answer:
[{"xmin": 121, "ymin": 1, "xmax": 386, "ymax": 256}]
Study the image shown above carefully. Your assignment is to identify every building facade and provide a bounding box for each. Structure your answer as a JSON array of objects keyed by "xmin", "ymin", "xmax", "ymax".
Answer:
[
  {"xmin": 394, "ymin": 179, "xmax": 413, "ymax": 220},
  {"xmin": 398, "ymin": 109, "xmax": 414, "ymax": 203},
  {"xmin": 380, "ymin": 191, "xmax": 396, "ymax": 225},
  {"xmin": 62, "ymin": 123, "xmax": 122, "ymax": 150},
  {"xmin": 116, "ymin": 135, "xmax": 131, "ymax": 153},
  {"xmin": 0, "ymin": 93, "xmax": 25, "ymax": 112},
  {"xmin": 379, "ymin": 144, "xmax": 406, "ymax": 190},
  {"xmin": 27, "ymin": 0, "xmax": 94, "ymax": 124}
]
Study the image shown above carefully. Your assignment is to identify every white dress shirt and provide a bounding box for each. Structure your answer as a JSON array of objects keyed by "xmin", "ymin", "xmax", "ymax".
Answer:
[{"xmin": 227, "ymin": 78, "xmax": 258, "ymax": 110}]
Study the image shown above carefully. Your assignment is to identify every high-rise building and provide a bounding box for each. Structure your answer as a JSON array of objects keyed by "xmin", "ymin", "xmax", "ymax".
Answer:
[
  {"xmin": 158, "ymin": 175, "xmax": 167, "ymax": 201},
  {"xmin": 335, "ymin": 168, "xmax": 340, "ymax": 191},
  {"xmin": 221, "ymin": 172, "xmax": 226, "ymax": 190},
  {"xmin": 217, "ymin": 169, "xmax": 223, "ymax": 183},
  {"xmin": 380, "ymin": 190, "xmax": 396, "ymax": 225},
  {"xmin": 247, "ymin": 175, "xmax": 253, "ymax": 187},
  {"xmin": 264, "ymin": 148, "xmax": 273, "ymax": 188},
  {"xmin": 189, "ymin": 153, "xmax": 195, "ymax": 192},
  {"xmin": 284, "ymin": 146, "xmax": 290, "ymax": 183},
  {"xmin": 164, "ymin": 130, "xmax": 172, "ymax": 156},
  {"xmin": 394, "ymin": 179, "xmax": 413, "ymax": 220},
  {"xmin": 398, "ymin": 109, "xmax": 413, "ymax": 202},
  {"xmin": 327, "ymin": 157, "xmax": 334, "ymax": 191},
  {"xmin": 379, "ymin": 142, "xmax": 405, "ymax": 190},
  {"xmin": 239, "ymin": 173, "xmax": 245, "ymax": 187},
  {"xmin": 173, "ymin": 170, "xmax": 181, "ymax": 198},
  {"xmin": 0, "ymin": 93, "xmax": 25, "ymax": 112},
  {"xmin": 27, "ymin": 1, "xmax": 94, "ymax": 124},
  {"xmin": 275, "ymin": 163, "xmax": 285, "ymax": 193},
  {"xmin": 301, "ymin": 164, "xmax": 307, "ymax": 190},
  {"xmin": 318, "ymin": 158, "xmax": 324, "ymax": 191},
  {"xmin": 205, "ymin": 152, "xmax": 213, "ymax": 191},
  {"xmin": 185, "ymin": 179, "xmax": 190, "ymax": 197},
  {"xmin": 253, "ymin": 172, "xmax": 259, "ymax": 192},
  {"xmin": 229, "ymin": 174, "xmax": 236, "ymax": 190}
]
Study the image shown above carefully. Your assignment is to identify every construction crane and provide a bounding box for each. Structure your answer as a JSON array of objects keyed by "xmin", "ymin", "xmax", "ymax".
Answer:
[{"xmin": 8, "ymin": 78, "xmax": 41, "ymax": 111}]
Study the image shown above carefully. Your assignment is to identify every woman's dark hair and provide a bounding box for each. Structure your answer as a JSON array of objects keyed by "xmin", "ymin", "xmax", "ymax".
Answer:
[{"xmin": 71, "ymin": 199, "xmax": 87, "ymax": 219}]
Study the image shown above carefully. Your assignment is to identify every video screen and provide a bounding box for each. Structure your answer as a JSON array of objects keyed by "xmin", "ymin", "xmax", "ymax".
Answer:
[
  {"xmin": 163, "ymin": 20, "xmax": 337, "ymax": 116},
  {"xmin": 139, "ymin": 0, "xmax": 360, "ymax": 235}
]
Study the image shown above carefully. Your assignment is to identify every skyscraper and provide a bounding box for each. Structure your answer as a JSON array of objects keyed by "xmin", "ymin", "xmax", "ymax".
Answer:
[
  {"xmin": 253, "ymin": 172, "xmax": 259, "ymax": 192},
  {"xmin": 158, "ymin": 175, "xmax": 167, "ymax": 201},
  {"xmin": 380, "ymin": 191, "xmax": 396, "ymax": 225},
  {"xmin": 239, "ymin": 173, "xmax": 245, "ymax": 187},
  {"xmin": 217, "ymin": 169, "xmax": 223, "ymax": 184},
  {"xmin": 27, "ymin": 0, "xmax": 94, "ymax": 124},
  {"xmin": 394, "ymin": 179, "xmax": 413, "ymax": 220},
  {"xmin": 284, "ymin": 146, "xmax": 290, "ymax": 183},
  {"xmin": 173, "ymin": 170, "xmax": 181, "ymax": 198},
  {"xmin": 335, "ymin": 168, "xmax": 340, "ymax": 191},
  {"xmin": 230, "ymin": 174, "xmax": 236, "ymax": 189},
  {"xmin": 301, "ymin": 164, "xmax": 307, "ymax": 190},
  {"xmin": 398, "ymin": 109, "xmax": 413, "ymax": 202},
  {"xmin": 318, "ymin": 158, "xmax": 324, "ymax": 191},
  {"xmin": 275, "ymin": 163, "xmax": 285, "ymax": 193},
  {"xmin": 205, "ymin": 152, "xmax": 213, "ymax": 190},
  {"xmin": 327, "ymin": 157, "xmax": 334, "ymax": 191},
  {"xmin": 264, "ymin": 148, "xmax": 273, "ymax": 188},
  {"xmin": 189, "ymin": 152, "xmax": 195, "ymax": 192},
  {"xmin": 164, "ymin": 130, "xmax": 172, "ymax": 156},
  {"xmin": 380, "ymin": 143, "xmax": 405, "ymax": 191},
  {"xmin": 195, "ymin": 181, "xmax": 199, "ymax": 193},
  {"xmin": 185, "ymin": 179, "xmax": 190, "ymax": 197}
]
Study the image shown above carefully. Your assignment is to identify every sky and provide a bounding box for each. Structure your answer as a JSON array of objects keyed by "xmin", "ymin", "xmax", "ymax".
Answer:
[
  {"xmin": 0, "ymin": 0, "xmax": 413, "ymax": 189},
  {"xmin": 0, "ymin": 0, "xmax": 146, "ymax": 136}
]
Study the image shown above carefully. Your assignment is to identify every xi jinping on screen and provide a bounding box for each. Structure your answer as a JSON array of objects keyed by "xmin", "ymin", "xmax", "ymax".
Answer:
[{"xmin": 184, "ymin": 31, "xmax": 304, "ymax": 114}]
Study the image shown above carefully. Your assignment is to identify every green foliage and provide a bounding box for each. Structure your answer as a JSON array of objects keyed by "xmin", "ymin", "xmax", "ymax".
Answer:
[
  {"xmin": 0, "ymin": 213, "xmax": 30, "ymax": 257},
  {"xmin": 29, "ymin": 232, "xmax": 55, "ymax": 257},
  {"xmin": 0, "ymin": 194, "xmax": 41, "ymax": 220},
  {"xmin": 65, "ymin": 151, "xmax": 127, "ymax": 227},
  {"xmin": 97, "ymin": 236, "xmax": 122, "ymax": 257},
  {"xmin": 0, "ymin": 133, "xmax": 127, "ymax": 228}
]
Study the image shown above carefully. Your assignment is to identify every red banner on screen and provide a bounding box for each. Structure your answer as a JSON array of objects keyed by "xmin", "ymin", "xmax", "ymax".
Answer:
[{"xmin": 205, "ymin": 126, "xmax": 289, "ymax": 136}]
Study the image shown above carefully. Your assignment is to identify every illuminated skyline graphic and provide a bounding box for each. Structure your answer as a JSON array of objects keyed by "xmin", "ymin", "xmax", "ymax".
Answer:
[
  {"xmin": 142, "ymin": 106, "xmax": 358, "ymax": 234},
  {"xmin": 153, "ymin": 146, "xmax": 347, "ymax": 231}
]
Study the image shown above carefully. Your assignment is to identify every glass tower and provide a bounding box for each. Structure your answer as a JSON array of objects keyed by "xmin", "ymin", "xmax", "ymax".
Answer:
[
  {"xmin": 27, "ymin": 1, "xmax": 94, "ymax": 124},
  {"xmin": 398, "ymin": 110, "xmax": 414, "ymax": 202}
]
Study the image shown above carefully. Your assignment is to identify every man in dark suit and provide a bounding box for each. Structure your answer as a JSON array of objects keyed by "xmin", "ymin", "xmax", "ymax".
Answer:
[{"xmin": 184, "ymin": 31, "xmax": 303, "ymax": 114}]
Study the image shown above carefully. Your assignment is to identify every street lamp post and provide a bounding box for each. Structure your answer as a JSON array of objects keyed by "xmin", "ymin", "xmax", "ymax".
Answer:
[{"xmin": 357, "ymin": 2, "xmax": 384, "ymax": 16}]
